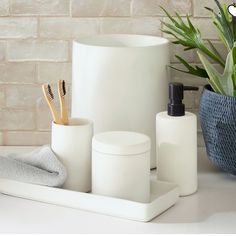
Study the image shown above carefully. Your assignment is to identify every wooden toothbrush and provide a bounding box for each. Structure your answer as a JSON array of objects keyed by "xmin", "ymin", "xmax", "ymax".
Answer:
[
  {"xmin": 42, "ymin": 84, "xmax": 63, "ymax": 125},
  {"xmin": 58, "ymin": 80, "xmax": 69, "ymax": 125}
]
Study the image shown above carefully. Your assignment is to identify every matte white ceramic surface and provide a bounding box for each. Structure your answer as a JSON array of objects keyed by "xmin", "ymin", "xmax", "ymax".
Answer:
[
  {"xmin": 156, "ymin": 112, "xmax": 198, "ymax": 196},
  {"xmin": 92, "ymin": 131, "xmax": 150, "ymax": 203},
  {"xmin": 0, "ymin": 178, "xmax": 179, "ymax": 222},
  {"xmin": 51, "ymin": 118, "xmax": 93, "ymax": 192},
  {"xmin": 72, "ymin": 34, "xmax": 170, "ymax": 169},
  {"xmin": 1, "ymin": 146, "xmax": 235, "ymax": 234}
]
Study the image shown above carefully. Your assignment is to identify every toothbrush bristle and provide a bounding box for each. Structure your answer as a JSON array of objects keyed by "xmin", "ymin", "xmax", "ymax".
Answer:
[
  {"xmin": 62, "ymin": 80, "xmax": 66, "ymax": 96},
  {"xmin": 47, "ymin": 84, "xmax": 54, "ymax": 100}
]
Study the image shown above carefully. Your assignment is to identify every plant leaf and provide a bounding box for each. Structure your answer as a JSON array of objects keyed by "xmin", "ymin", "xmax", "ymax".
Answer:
[
  {"xmin": 207, "ymin": 40, "xmax": 225, "ymax": 63},
  {"xmin": 233, "ymin": 64, "xmax": 236, "ymax": 88},
  {"xmin": 198, "ymin": 51, "xmax": 226, "ymax": 95},
  {"xmin": 221, "ymin": 51, "xmax": 234, "ymax": 96},
  {"xmin": 161, "ymin": 6, "xmax": 225, "ymax": 67},
  {"xmin": 198, "ymin": 50, "xmax": 235, "ymax": 96},
  {"xmin": 232, "ymin": 44, "xmax": 236, "ymax": 64},
  {"xmin": 171, "ymin": 55, "xmax": 208, "ymax": 78},
  {"xmin": 214, "ymin": 0, "xmax": 234, "ymax": 49},
  {"xmin": 206, "ymin": 1, "xmax": 235, "ymax": 50}
]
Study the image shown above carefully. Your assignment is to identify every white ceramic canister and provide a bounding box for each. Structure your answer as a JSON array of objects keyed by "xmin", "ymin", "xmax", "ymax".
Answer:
[
  {"xmin": 72, "ymin": 34, "xmax": 170, "ymax": 169},
  {"xmin": 51, "ymin": 118, "xmax": 93, "ymax": 192},
  {"xmin": 92, "ymin": 131, "xmax": 151, "ymax": 203}
]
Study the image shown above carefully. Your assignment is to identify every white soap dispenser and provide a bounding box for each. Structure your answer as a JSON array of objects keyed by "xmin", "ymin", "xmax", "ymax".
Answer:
[{"xmin": 156, "ymin": 82, "xmax": 198, "ymax": 196}]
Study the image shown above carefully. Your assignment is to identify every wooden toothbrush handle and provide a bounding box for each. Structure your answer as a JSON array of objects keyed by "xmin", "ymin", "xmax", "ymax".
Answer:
[
  {"xmin": 60, "ymin": 96, "xmax": 69, "ymax": 125},
  {"xmin": 49, "ymin": 101, "xmax": 63, "ymax": 125}
]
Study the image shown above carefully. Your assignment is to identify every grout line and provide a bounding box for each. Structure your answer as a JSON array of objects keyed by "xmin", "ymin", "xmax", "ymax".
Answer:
[
  {"xmin": 34, "ymin": 62, "xmax": 38, "ymax": 84},
  {"xmin": 130, "ymin": 0, "xmax": 134, "ymax": 17},
  {"xmin": 191, "ymin": 0, "xmax": 194, "ymax": 17},
  {"xmin": 8, "ymin": 0, "xmax": 12, "ymax": 16},
  {"xmin": 37, "ymin": 16, "xmax": 40, "ymax": 38},
  {"xmin": 2, "ymin": 131, "xmax": 6, "ymax": 145},
  {"xmin": 69, "ymin": 0, "xmax": 72, "ymax": 17},
  {"xmin": 2, "ymin": 40, "xmax": 7, "ymax": 63}
]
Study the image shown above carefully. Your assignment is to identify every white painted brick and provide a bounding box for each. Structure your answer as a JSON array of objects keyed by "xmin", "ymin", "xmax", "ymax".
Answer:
[
  {"xmin": 6, "ymin": 85, "xmax": 41, "ymax": 108},
  {"xmin": 132, "ymin": 0, "xmax": 192, "ymax": 16},
  {"xmin": 7, "ymin": 40, "xmax": 69, "ymax": 62},
  {"xmin": 0, "ymin": 86, "xmax": 5, "ymax": 108},
  {"xmin": 0, "ymin": 63, "xmax": 35, "ymax": 83},
  {"xmin": 36, "ymin": 95, "xmax": 59, "ymax": 131},
  {"xmin": 5, "ymin": 131, "xmax": 51, "ymax": 145},
  {"xmin": 0, "ymin": 41, "xmax": 6, "ymax": 61},
  {"xmin": 101, "ymin": 17, "xmax": 162, "ymax": 35},
  {"xmin": 37, "ymin": 62, "xmax": 71, "ymax": 83},
  {"xmin": 71, "ymin": 0, "xmax": 131, "ymax": 17},
  {"xmin": 0, "ymin": 0, "xmax": 227, "ymax": 147},
  {"xmin": 10, "ymin": 0, "xmax": 69, "ymax": 16},
  {"xmin": 0, "ymin": 0, "xmax": 9, "ymax": 16},
  {"xmin": 193, "ymin": 0, "xmax": 232, "ymax": 17},
  {"xmin": 0, "ymin": 18, "xmax": 37, "ymax": 39},
  {"xmin": 0, "ymin": 132, "xmax": 3, "ymax": 145},
  {"xmin": 0, "ymin": 109, "xmax": 35, "ymax": 130},
  {"xmin": 40, "ymin": 18, "xmax": 99, "ymax": 39},
  {"xmin": 36, "ymin": 101, "xmax": 52, "ymax": 131}
]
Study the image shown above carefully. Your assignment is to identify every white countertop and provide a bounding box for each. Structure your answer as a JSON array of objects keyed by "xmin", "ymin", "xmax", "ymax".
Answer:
[{"xmin": 0, "ymin": 146, "xmax": 235, "ymax": 234}]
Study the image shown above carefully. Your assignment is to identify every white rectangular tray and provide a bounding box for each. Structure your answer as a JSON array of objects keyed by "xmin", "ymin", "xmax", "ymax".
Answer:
[{"xmin": 0, "ymin": 178, "xmax": 179, "ymax": 222}]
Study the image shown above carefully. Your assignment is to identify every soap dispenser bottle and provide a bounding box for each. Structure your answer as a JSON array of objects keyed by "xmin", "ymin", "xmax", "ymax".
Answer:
[{"xmin": 156, "ymin": 82, "xmax": 198, "ymax": 196}]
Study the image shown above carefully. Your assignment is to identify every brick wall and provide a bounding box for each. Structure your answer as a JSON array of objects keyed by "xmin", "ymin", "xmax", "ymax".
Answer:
[{"xmin": 0, "ymin": 0, "xmax": 231, "ymax": 145}]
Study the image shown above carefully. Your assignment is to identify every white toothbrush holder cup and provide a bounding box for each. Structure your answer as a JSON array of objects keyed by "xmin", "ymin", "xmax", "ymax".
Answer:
[
  {"xmin": 92, "ymin": 131, "xmax": 151, "ymax": 203},
  {"xmin": 51, "ymin": 118, "xmax": 93, "ymax": 192}
]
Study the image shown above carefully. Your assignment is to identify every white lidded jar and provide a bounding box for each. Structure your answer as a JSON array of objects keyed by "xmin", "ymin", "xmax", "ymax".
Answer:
[
  {"xmin": 92, "ymin": 131, "xmax": 151, "ymax": 203},
  {"xmin": 156, "ymin": 83, "xmax": 198, "ymax": 196},
  {"xmin": 72, "ymin": 34, "xmax": 170, "ymax": 169}
]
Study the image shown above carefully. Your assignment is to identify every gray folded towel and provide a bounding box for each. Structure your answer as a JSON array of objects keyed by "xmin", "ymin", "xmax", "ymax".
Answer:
[{"xmin": 0, "ymin": 145, "xmax": 67, "ymax": 187}]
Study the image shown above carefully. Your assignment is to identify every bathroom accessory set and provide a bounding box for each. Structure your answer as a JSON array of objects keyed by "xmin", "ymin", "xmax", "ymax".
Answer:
[
  {"xmin": 0, "ymin": 34, "xmax": 201, "ymax": 222},
  {"xmin": 1, "ymin": 87, "xmax": 178, "ymax": 221},
  {"xmin": 0, "ymin": 80, "xmax": 193, "ymax": 222},
  {"xmin": 0, "ymin": 129, "xmax": 178, "ymax": 222}
]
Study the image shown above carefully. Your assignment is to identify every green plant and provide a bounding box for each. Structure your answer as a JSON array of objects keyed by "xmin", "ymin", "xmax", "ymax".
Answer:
[{"xmin": 161, "ymin": 0, "xmax": 236, "ymax": 96}]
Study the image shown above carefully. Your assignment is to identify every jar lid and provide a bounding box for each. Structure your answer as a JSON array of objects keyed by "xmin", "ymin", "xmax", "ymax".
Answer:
[{"xmin": 92, "ymin": 131, "xmax": 151, "ymax": 156}]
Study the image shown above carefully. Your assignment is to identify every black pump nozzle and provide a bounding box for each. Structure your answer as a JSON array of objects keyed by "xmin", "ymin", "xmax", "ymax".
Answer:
[
  {"xmin": 168, "ymin": 83, "xmax": 199, "ymax": 117},
  {"xmin": 183, "ymin": 86, "xmax": 199, "ymax": 91}
]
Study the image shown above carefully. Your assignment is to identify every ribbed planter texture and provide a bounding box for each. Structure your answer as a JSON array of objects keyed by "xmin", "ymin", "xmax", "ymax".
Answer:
[{"xmin": 199, "ymin": 85, "xmax": 236, "ymax": 175}]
